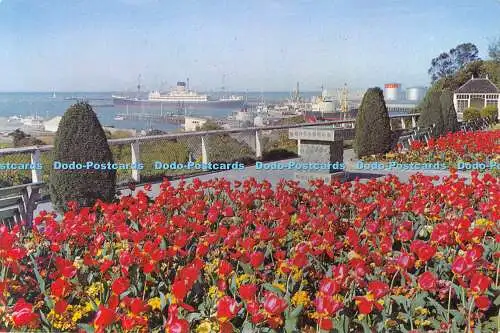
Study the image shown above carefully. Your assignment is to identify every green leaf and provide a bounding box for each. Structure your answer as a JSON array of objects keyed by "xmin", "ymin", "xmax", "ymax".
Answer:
[
  {"xmin": 494, "ymin": 294, "xmax": 500, "ymax": 306},
  {"xmin": 44, "ymin": 294, "xmax": 54, "ymax": 309},
  {"xmin": 391, "ymin": 295, "xmax": 408, "ymax": 311},
  {"xmin": 229, "ymin": 274, "xmax": 237, "ymax": 295},
  {"xmin": 30, "ymin": 255, "xmax": 46, "ymax": 294},
  {"xmin": 159, "ymin": 291, "xmax": 167, "ymax": 311},
  {"xmin": 262, "ymin": 283, "xmax": 283, "ymax": 296},
  {"xmin": 426, "ymin": 297, "xmax": 447, "ymax": 318},
  {"xmin": 87, "ymin": 272, "xmax": 94, "ymax": 285},
  {"xmin": 410, "ymin": 292, "xmax": 427, "ymax": 311},
  {"xmin": 241, "ymin": 321, "xmax": 254, "ymax": 333},
  {"xmin": 449, "ymin": 310, "xmax": 465, "ymax": 326},
  {"xmin": 160, "ymin": 237, "xmax": 167, "ymax": 250},
  {"xmin": 239, "ymin": 262, "xmax": 253, "ymax": 275},
  {"xmin": 78, "ymin": 323, "xmax": 95, "ymax": 333},
  {"xmin": 290, "ymin": 305, "xmax": 303, "ymax": 317},
  {"xmin": 354, "ymin": 319, "xmax": 372, "ymax": 333},
  {"xmin": 185, "ymin": 312, "xmax": 202, "ymax": 323},
  {"xmin": 284, "ymin": 315, "xmax": 299, "ymax": 333}
]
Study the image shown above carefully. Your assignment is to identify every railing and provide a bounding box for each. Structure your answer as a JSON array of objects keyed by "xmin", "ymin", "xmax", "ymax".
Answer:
[
  {"xmin": 396, "ymin": 117, "xmax": 496, "ymax": 152},
  {"xmin": 0, "ymin": 114, "xmax": 420, "ymax": 187}
]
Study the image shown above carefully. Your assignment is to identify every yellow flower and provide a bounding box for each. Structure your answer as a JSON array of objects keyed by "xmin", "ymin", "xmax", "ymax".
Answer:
[
  {"xmin": 86, "ymin": 282, "xmax": 104, "ymax": 298},
  {"xmin": 236, "ymin": 274, "xmax": 253, "ymax": 287},
  {"xmin": 148, "ymin": 297, "xmax": 162, "ymax": 311},
  {"xmin": 208, "ymin": 286, "xmax": 224, "ymax": 300},
  {"xmin": 291, "ymin": 291, "xmax": 310, "ymax": 307},
  {"xmin": 475, "ymin": 218, "xmax": 493, "ymax": 227},
  {"xmin": 272, "ymin": 283, "xmax": 286, "ymax": 293},
  {"xmin": 196, "ymin": 320, "xmax": 214, "ymax": 333},
  {"xmin": 415, "ymin": 306, "xmax": 429, "ymax": 316},
  {"xmin": 73, "ymin": 256, "xmax": 83, "ymax": 269},
  {"xmin": 47, "ymin": 304, "xmax": 90, "ymax": 331}
]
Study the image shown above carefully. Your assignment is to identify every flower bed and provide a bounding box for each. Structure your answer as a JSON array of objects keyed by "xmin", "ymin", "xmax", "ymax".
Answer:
[
  {"xmin": 0, "ymin": 173, "xmax": 499, "ymax": 332},
  {"xmin": 364, "ymin": 129, "xmax": 500, "ymax": 171}
]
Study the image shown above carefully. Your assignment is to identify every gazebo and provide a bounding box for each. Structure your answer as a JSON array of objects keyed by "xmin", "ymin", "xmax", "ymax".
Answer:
[{"xmin": 453, "ymin": 75, "xmax": 500, "ymax": 121}]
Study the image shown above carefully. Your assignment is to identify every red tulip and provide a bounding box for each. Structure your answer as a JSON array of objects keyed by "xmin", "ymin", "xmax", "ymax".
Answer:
[
  {"xmin": 355, "ymin": 297, "xmax": 374, "ymax": 315},
  {"xmin": 249, "ymin": 251, "xmax": 265, "ymax": 269},
  {"xmin": 218, "ymin": 260, "xmax": 233, "ymax": 277},
  {"xmin": 469, "ymin": 272, "xmax": 491, "ymax": 295},
  {"xmin": 415, "ymin": 244, "xmax": 436, "ymax": 262},
  {"xmin": 314, "ymin": 295, "xmax": 343, "ymax": 316},
  {"xmin": 368, "ymin": 281, "xmax": 389, "ymax": 299},
  {"xmin": 318, "ymin": 318, "xmax": 334, "ymax": 331},
  {"xmin": 239, "ymin": 284, "xmax": 258, "ymax": 301},
  {"xmin": 451, "ymin": 256, "xmax": 475, "ymax": 276},
  {"xmin": 223, "ymin": 206, "xmax": 234, "ymax": 217},
  {"xmin": 292, "ymin": 252, "xmax": 308, "ymax": 268},
  {"xmin": 111, "ymin": 277, "xmax": 130, "ymax": 295},
  {"xmin": 172, "ymin": 280, "xmax": 189, "ymax": 301},
  {"xmin": 11, "ymin": 299, "xmax": 39, "ymax": 328},
  {"xmin": 93, "ymin": 305, "xmax": 116, "ymax": 329},
  {"xmin": 262, "ymin": 292, "xmax": 288, "ymax": 316},
  {"xmin": 319, "ymin": 278, "xmax": 341, "ymax": 295},
  {"xmin": 165, "ymin": 318, "xmax": 190, "ymax": 333},
  {"xmin": 217, "ymin": 296, "xmax": 240, "ymax": 323},
  {"xmin": 474, "ymin": 295, "xmax": 491, "ymax": 311},
  {"xmin": 50, "ymin": 277, "xmax": 71, "ymax": 298},
  {"xmin": 54, "ymin": 299, "xmax": 68, "ymax": 314},
  {"xmin": 418, "ymin": 271, "xmax": 437, "ymax": 291}
]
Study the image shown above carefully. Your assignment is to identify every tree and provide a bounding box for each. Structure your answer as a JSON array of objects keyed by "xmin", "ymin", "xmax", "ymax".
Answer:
[
  {"xmin": 417, "ymin": 90, "xmax": 444, "ymax": 137},
  {"xmin": 488, "ymin": 37, "xmax": 500, "ymax": 62},
  {"xmin": 462, "ymin": 107, "xmax": 481, "ymax": 121},
  {"xmin": 480, "ymin": 105, "xmax": 498, "ymax": 121},
  {"xmin": 49, "ymin": 102, "xmax": 116, "ymax": 212},
  {"xmin": 428, "ymin": 53, "xmax": 454, "ymax": 83},
  {"xmin": 428, "ymin": 43, "xmax": 480, "ymax": 82},
  {"xmin": 354, "ymin": 88, "xmax": 392, "ymax": 158},
  {"xmin": 8, "ymin": 129, "xmax": 45, "ymax": 147},
  {"xmin": 440, "ymin": 90, "xmax": 458, "ymax": 133}
]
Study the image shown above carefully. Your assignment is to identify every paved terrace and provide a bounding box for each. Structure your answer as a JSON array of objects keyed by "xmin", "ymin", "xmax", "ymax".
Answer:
[
  {"xmin": 34, "ymin": 148, "xmax": 474, "ymax": 216},
  {"xmin": 1, "ymin": 113, "xmax": 488, "ymax": 221}
]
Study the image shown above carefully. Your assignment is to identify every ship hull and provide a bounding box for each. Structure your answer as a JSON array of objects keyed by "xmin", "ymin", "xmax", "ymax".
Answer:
[{"xmin": 113, "ymin": 96, "xmax": 245, "ymax": 109}]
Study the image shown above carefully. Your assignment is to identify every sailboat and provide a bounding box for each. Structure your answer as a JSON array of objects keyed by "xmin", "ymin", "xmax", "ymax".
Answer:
[{"xmin": 51, "ymin": 90, "xmax": 57, "ymax": 99}]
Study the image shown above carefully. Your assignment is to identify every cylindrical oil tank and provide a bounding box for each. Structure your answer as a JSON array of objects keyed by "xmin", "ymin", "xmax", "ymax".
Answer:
[
  {"xmin": 384, "ymin": 83, "xmax": 402, "ymax": 101},
  {"xmin": 406, "ymin": 87, "xmax": 427, "ymax": 101}
]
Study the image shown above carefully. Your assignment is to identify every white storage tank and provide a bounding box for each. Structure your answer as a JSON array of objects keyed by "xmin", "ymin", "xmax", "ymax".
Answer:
[
  {"xmin": 406, "ymin": 87, "xmax": 427, "ymax": 102},
  {"xmin": 384, "ymin": 83, "xmax": 402, "ymax": 101}
]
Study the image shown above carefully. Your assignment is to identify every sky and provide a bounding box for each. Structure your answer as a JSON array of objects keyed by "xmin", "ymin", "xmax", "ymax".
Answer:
[{"xmin": 0, "ymin": 0, "xmax": 499, "ymax": 92}]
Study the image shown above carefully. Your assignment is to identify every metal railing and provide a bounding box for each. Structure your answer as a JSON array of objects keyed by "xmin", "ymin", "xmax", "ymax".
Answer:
[
  {"xmin": 0, "ymin": 114, "xmax": 421, "ymax": 187},
  {"xmin": 396, "ymin": 117, "xmax": 496, "ymax": 152}
]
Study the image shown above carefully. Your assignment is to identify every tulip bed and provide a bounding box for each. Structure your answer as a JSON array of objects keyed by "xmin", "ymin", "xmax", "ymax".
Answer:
[
  {"xmin": 365, "ymin": 129, "xmax": 500, "ymax": 171},
  {"xmin": 0, "ymin": 173, "xmax": 499, "ymax": 332}
]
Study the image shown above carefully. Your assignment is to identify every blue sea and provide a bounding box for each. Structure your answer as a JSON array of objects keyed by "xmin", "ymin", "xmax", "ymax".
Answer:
[{"xmin": 0, "ymin": 91, "xmax": 319, "ymax": 133}]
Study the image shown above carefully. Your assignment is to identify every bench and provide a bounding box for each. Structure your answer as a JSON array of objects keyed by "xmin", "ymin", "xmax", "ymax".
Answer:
[{"xmin": 0, "ymin": 183, "xmax": 44, "ymax": 227}]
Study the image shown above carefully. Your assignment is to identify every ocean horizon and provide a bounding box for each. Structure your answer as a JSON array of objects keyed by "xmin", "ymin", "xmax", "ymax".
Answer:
[{"xmin": 0, "ymin": 91, "xmax": 323, "ymax": 133}]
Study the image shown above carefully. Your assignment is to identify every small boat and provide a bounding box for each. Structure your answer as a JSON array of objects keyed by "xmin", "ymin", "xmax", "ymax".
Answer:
[
  {"xmin": 114, "ymin": 115, "xmax": 125, "ymax": 121},
  {"xmin": 8, "ymin": 115, "xmax": 23, "ymax": 123},
  {"xmin": 21, "ymin": 115, "xmax": 45, "ymax": 129}
]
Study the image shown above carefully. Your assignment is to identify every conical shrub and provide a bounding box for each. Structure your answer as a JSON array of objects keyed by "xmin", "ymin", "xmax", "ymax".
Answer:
[
  {"xmin": 49, "ymin": 102, "xmax": 116, "ymax": 212},
  {"xmin": 354, "ymin": 87, "xmax": 392, "ymax": 158}
]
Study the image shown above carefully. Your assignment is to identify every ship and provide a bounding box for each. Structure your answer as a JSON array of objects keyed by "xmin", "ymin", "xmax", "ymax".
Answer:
[
  {"xmin": 303, "ymin": 84, "xmax": 359, "ymax": 121},
  {"xmin": 112, "ymin": 78, "xmax": 246, "ymax": 109}
]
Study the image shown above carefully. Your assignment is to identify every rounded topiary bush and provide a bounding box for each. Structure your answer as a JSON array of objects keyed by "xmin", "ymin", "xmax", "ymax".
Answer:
[
  {"xmin": 463, "ymin": 107, "xmax": 481, "ymax": 121},
  {"xmin": 354, "ymin": 87, "xmax": 392, "ymax": 158},
  {"xmin": 50, "ymin": 102, "xmax": 116, "ymax": 212},
  {"xmin": 480, "ymin": 105, "xmax": 498, "ymax": 121}
]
